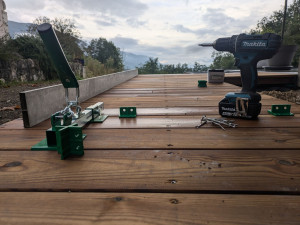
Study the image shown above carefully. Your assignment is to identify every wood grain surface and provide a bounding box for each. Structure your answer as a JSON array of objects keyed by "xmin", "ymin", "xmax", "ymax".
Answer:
[
  {"xmin": 1, "ymin": 193, "xmax": 300, "ymax": 225},
  {"xmin": 0, "ymin": 150, "xmax": 299, "ymax": 192},
  {"xmin": 1, "ymin": 73, "xmax": 300, "ymax": 224},
  {"xmin": 0, "ymin": 127, "xmax": 299, "ymax": 150}
]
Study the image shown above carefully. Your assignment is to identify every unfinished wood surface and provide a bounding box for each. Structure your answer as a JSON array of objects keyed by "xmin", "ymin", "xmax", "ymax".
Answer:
[
  {"xmin": 1, "ymin": 115, "xmax": 300, "ymax": 130},
  {"xmin": 0, "ymin": 127, "xmax": 299, "ymax": 150},
  {"xmin": 225, "ymin": 71, "xmax": 298, "ymax": 86},
  {"xmin": 84, "ymin": 96, "xmax": 290, "ymax": 108},
  {"xmin": 1, "ymin": 192, "xmax": 300, "ymax": 225},
  {"xmin": 0, "ymin": 150, "xmax": 299, "ymax": 192},
  {"xmin": 1, "ymin": 73, "xmax": 300, "ymax": 225}
]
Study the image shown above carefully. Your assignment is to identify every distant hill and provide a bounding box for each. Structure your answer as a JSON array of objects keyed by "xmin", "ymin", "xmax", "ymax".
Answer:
[
  {"xmin": 122, "ymin": 52, "xmax": 149, "ymax": 69},
  {"xmin": 8, "ymin": 20, "xmax": 31, "ymax": 37},
  {"xmin": 7, "ymin": 20, "xmax": 149, "ymax": 69}
]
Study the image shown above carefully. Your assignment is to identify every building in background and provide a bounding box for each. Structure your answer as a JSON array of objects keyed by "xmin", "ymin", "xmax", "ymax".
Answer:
[{"xmin": 0, "ymin": 0, "xmax": 8, "ymax": 39}]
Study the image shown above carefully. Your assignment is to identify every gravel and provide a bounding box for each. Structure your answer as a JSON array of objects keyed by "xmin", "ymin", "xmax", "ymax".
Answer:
[{"xmin": 0, "ymin": 81, "xmax": 60, "ymax": 125}]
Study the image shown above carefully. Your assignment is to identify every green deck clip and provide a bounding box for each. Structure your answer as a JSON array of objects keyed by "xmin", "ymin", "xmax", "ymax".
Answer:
[
  {"xmin": 31, "ymin": 102, "xmax": 107, "ymax": 159},
  {"xmin": 268, "ymin": 104, "xmax": 294, "ymax": 116},
  {"xmin": 198, "ymin": 80, "xmax": 207, "ymax": 87},
  {"xmin": 56, "ymin": 125, "xmax": 85, "ymax": 160},
  {"xmin": 32, "ymin": 124, "xmax": 86, "ymax": 160},
  {"xmin": 119, "ymin": 107, "xmax": 137, "ymax": 118}
]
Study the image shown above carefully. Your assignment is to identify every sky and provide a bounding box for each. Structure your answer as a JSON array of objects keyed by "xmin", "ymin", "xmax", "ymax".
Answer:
[{"xmin": 5, "ymin": 0, "xmax": 286, "ymax": 66}]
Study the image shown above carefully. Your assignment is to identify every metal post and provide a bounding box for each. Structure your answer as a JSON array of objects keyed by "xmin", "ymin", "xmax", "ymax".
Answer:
[{"xmin": 281, "ymin": 0, "xmax": 288, "ymax": 42}]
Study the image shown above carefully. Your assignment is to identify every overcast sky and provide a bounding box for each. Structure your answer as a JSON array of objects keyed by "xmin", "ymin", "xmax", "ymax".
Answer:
[{"xmin": 6, "ymin": 0, "xmax": 286, "ymax": 66}]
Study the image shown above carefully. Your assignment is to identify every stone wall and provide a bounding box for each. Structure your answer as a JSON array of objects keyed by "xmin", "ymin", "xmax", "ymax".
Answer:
[
  {"xmin": 0, "ymin": 0, "xmax": 8, "ymax": 39},
  {"xmin": 0, "ymin": 59, "xmax": 45, "ymax": 82},
  {"xmin": 0, "ymin": 59, "xmax": 84, "ymax": 82}
]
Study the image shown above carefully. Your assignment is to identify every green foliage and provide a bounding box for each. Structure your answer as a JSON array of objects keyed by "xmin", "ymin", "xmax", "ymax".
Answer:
[
  {"xmin": 0, "ymin": 37, "xmax": 20, "ymax": 61},
  {"xmin": 137, "ymin": 58, "xmax": 208, "ymax": 74},
  {"xmin": 84, "ymin": 55, "xmax": 116, "ymax": 77},
  {"xmin": 87, "ymin": 38, "xmax": 124, "ymax": 71},
  {"xmin": 1, "ymin": 17, "xmax": 125, "ymax": 82},
  {"xmin": 138, "ymin": 58, "xmax": 160, "ymax": 74},
  {"xmin": 251, "ymin": 0, "xmax": 300, "ymax": 66},
  {"xmin": 11, "ymin": 35, "xmax": 57, "ymax": 79},
  {"xmin": 209, "ymin": 51, "xmax": 236, "ymax": 70},
  {"xmin": 27, "ymin": 16, "xmax": 83, "ymax": 60},
  {"xmin": 193, "ymin": 62, "xmax": 209, "ymax": 73},
  {"xmin": 0, "ymin": 35, "xmax": 57, "ymax": 80}
]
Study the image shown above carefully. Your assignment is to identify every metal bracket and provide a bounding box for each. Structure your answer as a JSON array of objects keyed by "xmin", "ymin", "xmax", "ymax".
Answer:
[
  {"xmin": 31, "ymin": 124, "xmax": 85, "ymax": 160},
  {"xmin": 31, "ymin": 102, "xmax": 108, "ymax": 159},
  {"xmin": 268, "ymin": 104, "xmax": 294, "ymax": 116},
  {"xmin": 198, "ymin": 80, "xmax": 207, "ymax": 87},
  {"xmin": 119, "ymin": 107, "xmax": 137, "ymax": 118}
]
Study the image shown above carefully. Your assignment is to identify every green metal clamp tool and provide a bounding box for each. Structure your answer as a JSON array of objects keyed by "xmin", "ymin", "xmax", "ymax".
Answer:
[{"xmin": 31, "ymin": 23, "xmax": 108, "ymax": 159}]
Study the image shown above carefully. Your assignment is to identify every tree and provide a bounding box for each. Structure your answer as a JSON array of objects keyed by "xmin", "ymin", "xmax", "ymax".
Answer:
[
  {"xmin": 87, "ymin": 38, "xmax": 123, "ymax": 71},
  {"xmin": 138, "ymin": 58, "xmax": 209, "ymax": 74},
  {"xmin": 251, "ymin": 0, "xmax": 300, "ymax": 66},
  {"xmin": 138, "ymin": 57, "xmax": 160, "ymax": 74},
  {"xmin": 209, "ymin": 51, "xmax": 236, "ymax": 70},
  {"xmin": 193, "ymin": 62, "xmax": 208, "ymax": 73},
  {"xmin": 27, "ymin": 16, "xmax": 83, "ymax": 60}
]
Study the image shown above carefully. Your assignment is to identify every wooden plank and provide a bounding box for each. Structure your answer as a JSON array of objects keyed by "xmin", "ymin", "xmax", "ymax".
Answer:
[
  {"xmin": 2, "ymin": 102, "xmax": 299, "ymax": 130},
  {"xmin": 225, "ymin": 72, "xmax": 298, "ymax": 86},
  {"xmin": 83, "ymin": 96, "xmax": 291, "ymax": 108},
  {"xmin": 0, "ymin": 150, "xmax": 299, "ymax": 192},
  {"xmin": 0, "ymin": 192, "xmax": 300, "ymax": 225},
  {"xmin": 0, "ymin": 127, "xmax": 299, "ymax": 150},
  {"xmin": 2, "ymin": 115, "xmax": 300, "ymax": 130}
]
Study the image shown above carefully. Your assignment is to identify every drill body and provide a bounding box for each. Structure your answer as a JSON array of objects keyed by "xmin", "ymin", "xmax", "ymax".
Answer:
[{"xmin": 200, "ymin": 33, "xmax": 281, "ymax": 119}]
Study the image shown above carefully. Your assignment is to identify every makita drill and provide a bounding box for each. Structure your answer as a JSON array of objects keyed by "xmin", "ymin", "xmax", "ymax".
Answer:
[{"xmin": 200, "ymin": 33, "xmax": 281, "ymax": 119}]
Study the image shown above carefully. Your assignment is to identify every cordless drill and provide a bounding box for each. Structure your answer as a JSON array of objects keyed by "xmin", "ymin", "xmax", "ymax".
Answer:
[{"xmin": 200, "ymin": 33, "xmax": 281, "ymax": 119}]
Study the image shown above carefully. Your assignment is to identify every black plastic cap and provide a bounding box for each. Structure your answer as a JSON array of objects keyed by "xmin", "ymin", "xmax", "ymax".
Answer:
[{"xmin": 37, "ymin": 23, "xmax": 52, "ymax": 33}]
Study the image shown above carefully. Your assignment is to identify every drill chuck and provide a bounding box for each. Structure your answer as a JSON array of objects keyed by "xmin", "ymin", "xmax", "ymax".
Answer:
[{"xmin": 199, "ymin": 43, "xmax": 214, "ymax": 47}]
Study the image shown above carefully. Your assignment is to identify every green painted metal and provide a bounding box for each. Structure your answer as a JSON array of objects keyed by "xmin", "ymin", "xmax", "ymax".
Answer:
[
  {"xmin": 119, "ymin": 107, "xmax": 137, "ymax": 118},
  {"xmin": 92, "ymin": 114, "xmax": 109, "ymax": 123},
  {"xmin": 31, "ymin": 138, "xmax": 57, "ymax": 151},
  {"xmin": 31, "ymin": 102, "xmax": 107, "ymax": 159},
  {"xmin": 56, "ymin": 125, "xmax": 85, "ymax": 160},
  {"xmin": 31, "ymin": 124, "xmax": 86, "ymax": 159},
  {"xmin": 268, "ymin": 104, "xmax": 294, "ymax": 116},
  {"xmin": 37, "ymin": 23, "xmax": 79, "ymax": 89},
  {"xmin": 198, "ymin": 80, "xmax": 207, "ymax": 87}
]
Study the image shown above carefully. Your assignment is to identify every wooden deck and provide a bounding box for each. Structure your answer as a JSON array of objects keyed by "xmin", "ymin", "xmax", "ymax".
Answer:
[
  {"xmin": 225, "ymin": 71, "xmax": 298, "ymax": 87},
  {"xmin": 1, "ymin": 73, "xmax": 300, "ymax": 224}
]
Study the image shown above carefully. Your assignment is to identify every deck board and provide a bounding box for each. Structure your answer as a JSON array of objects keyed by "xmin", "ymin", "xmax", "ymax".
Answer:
[
  {"xmin": 1, "ymin": 193, "xmax": 300, "ymax": 225},
  {"xmin": 0, "ymin": 127, "xmax": 299, "ymax": 150},
  {"xmin": 0, "ymin": 73, "xmax": 300, "ymax": 224},
  {"xmin": 0, "ymin": 150, "xmax": 299, "ymax": 192}
]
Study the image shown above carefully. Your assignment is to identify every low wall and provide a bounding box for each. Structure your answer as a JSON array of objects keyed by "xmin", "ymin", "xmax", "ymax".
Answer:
[{"xmin": 20, "ymin": 69, "xmax": 138, "ymax": 127}]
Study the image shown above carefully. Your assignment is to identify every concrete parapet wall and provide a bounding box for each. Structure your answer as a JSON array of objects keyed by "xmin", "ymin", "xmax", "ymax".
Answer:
[{"xmin": 20, "ymin": 69, "xmax": 138, "ymax": 127}]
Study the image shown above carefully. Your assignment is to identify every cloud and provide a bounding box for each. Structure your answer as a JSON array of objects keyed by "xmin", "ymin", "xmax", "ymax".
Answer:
[
  {"xmin": 174, "ymin": 24, "xmax": 193, "ymax": 33},
  {"xmin": 173, "ymin": 24, "xmax": 224, "ymax": 38},
  {"xmin": 6, "ymin": 0, "xmax": 46, "ymax": 10},
  {"xmin": 110, "ymin": 36, "xmax": 139, "ymax": 49},
  {"xmin": 95, "ymin": 16, "xmax": 118, "ymax": 27},
  {"xmin": 203, "ymin": 8, "xmax": 236, "ymax": 28},
  {"xmin": 57, "ymin": 0, "xmax": 148, "ymax": 18},
  {"xmin": 126, "ymin": 18, "xmax": 147, "ymax": 28}
]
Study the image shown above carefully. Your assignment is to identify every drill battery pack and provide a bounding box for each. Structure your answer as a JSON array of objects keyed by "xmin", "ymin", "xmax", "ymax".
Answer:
[{"xmin": 219, "ymin": 92, "xmax": 261, "ymax": 119}]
